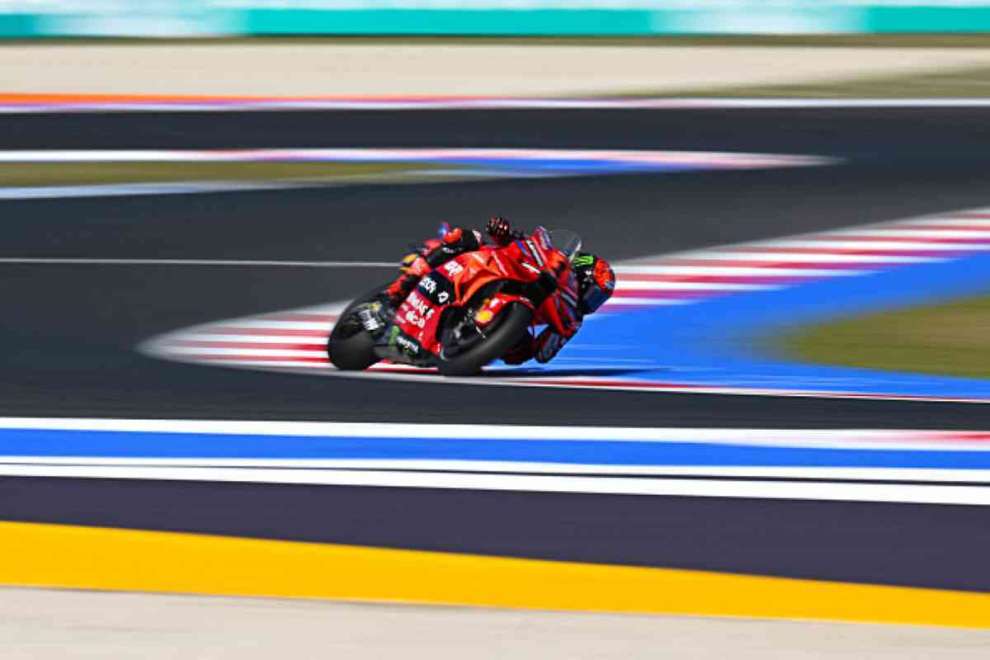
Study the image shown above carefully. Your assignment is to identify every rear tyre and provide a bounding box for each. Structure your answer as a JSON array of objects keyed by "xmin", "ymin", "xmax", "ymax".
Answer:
[
  {"xmin": 327, "ymin": 287, "xmax": 387, "ymax": 371},
  {"xmin": 438, "ymin": 303, "xmax": 532, "ymax": 377}
]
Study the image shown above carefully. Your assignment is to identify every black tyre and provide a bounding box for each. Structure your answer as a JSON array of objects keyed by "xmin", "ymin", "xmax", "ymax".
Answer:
[
  {"xmin": 327, "ymin": 287, "xmax": 387, "ymax": 371},
  {"xmin": 438, "ymin": 303, "xmax": 533, "ymax": 377}
]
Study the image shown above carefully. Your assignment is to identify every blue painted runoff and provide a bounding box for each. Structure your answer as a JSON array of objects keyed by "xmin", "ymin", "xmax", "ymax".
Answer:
[
  {"xmin": 546, "ymin": 253, "xmax": 990, "ymax": 400},
  {"xmin": 0, "ymin": 428, "xmax": 988, "ymax": 468}
]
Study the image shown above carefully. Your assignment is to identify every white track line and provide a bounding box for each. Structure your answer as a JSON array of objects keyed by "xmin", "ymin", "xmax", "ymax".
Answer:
[
  {"xmin": 192, "ymin": 319, "xmax": 336, "ymax": 332},
  {"xmin": 666, "ymin": 251, "xmax": 941, "ymax": 264},
  {"xmin": 171, "ymin": 334, "xmax": 327, "ymax": 345},
  {"xmin": 826, "ymin": 227, "xmax": 990, "ymax": 240},
  {"xmin": 763, "ymin": 239, "xmax": 990, "ymax": 252},
  {"xmin": 0, "ymin": 148, "xmax": 828, "ymax": 169},
  {"xmin": 3, "ymin": 456, "xmax": 988, "ymax": 484},
  {"xmin": 9, "ymin": 98, "xmax": 990, "ymax": 114},
  {"xmin": 0, "ymin": 463, "xmax": 987, "ymax": 506},
  {"xmin": 616, "ymin": 280, "xmax": 774, "ymax": 292},
  {"xmin": 613, "ymin": 265, "xmax": 865, "ymax": 277}
]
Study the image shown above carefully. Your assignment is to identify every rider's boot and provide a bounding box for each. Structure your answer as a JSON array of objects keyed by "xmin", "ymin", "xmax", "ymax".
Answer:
[
  {"xmin": 384, "ymin": 252, "xmax": 430, "ymax": 305},
  {"xmin": 384, "ymin": 227, "xmax": 480, "ymax": 305}
]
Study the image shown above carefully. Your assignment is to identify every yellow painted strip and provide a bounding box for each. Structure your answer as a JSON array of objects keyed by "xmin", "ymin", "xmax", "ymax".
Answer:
[{"xmin": 2, "ymin": 521, "xmax": 988, "ymax": 628}]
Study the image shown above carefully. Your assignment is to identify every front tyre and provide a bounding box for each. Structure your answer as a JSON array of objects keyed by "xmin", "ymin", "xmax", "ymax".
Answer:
[
  {"xmin": 438, "ymin": 303, "xmax": 532, "ymax": 377},
  {"xmin": 327, "ymin": 287, "xmax": 387, "ymax": 371}
]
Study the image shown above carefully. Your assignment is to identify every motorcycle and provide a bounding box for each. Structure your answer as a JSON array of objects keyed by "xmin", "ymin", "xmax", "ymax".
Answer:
[{"xmin": 327, "ymin": 225, "xmax": 582, "ymax": 376}]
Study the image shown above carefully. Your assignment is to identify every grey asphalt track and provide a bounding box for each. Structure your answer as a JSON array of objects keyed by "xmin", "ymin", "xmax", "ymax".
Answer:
[
  {"xmin": 2, "ymin": 108, "xmax": 990, "ymax": 427},
  {"xmin": 2, "ymin": 108, "xmax": 990, "ymax": 591},
  {"xmin": 3, "ymin": 476, "xmax": 988, "ymax": 591}
]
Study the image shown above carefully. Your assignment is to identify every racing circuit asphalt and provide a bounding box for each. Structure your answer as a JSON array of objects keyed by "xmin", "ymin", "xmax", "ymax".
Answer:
[
  {"xmin": 3, "ymin": 107, "xmax": 990, "ymax": 427},
  {"xmin": 3, "ymin": 107, "xmax": 990, "ymax": 594}
]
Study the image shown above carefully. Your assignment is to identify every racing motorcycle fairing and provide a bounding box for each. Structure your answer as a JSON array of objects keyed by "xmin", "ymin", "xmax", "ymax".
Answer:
[{"xmin": 349, "ymin": 224, "xmax": 580, "ymax": 371}]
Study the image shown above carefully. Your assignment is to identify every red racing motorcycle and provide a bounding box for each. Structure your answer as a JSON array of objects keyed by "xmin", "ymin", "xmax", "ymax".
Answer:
[{"xmin": 327, "ymin": 226, "xmax": 581, "ymax": 376}]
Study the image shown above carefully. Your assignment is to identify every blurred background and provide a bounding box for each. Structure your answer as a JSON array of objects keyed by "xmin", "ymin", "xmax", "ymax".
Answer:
[
  {"xmin": 4, "ymin": 1, "xmax": 990, "ymax": 37},
  {"xmin": 2, "ymin": 2, "xmax": 990, "ymax": 659}
]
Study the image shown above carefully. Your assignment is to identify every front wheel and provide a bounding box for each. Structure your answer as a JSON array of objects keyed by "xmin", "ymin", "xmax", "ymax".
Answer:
[
  {"xmin": 327, "ymin": 286, "xmax": 388, "ymax": 371},
  {"xmin": 438, "ymin": 303, "xmax": 532, "ymax": 377}
]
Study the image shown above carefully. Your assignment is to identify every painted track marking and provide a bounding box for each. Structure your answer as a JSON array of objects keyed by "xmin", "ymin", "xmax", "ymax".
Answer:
[
  {"xmin": 143, "ymin": 206, "xmax": 990, "ymax": 403},
  {"xmin": 0, "ymin": 148, "xmax": 830, "ymax": 200},
  {"xmin": 2, "ymin": 418, "xmax": 989, "ymax": 504},
  {"xmin": 9, "ymin": 94, "xmax": 990, "ymax": 113}
]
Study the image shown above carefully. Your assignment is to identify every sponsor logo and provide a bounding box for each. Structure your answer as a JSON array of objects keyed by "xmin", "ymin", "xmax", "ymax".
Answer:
[
  {"xmin": 573, "ymin": 254, "xmax": 594, "ymax": 268},
  {"xmin": 404, "ymin": 308, "xmax": 428, "ymax": 329},
  {"xmin": 405, "ymin": 291, "xmax": 435, "ymax": 319},
  {"xmin": 394, "ymin": 333, "xmax": 421, "ymax": 355},
  {"xmin": 419, "ymin": 276, "xmax": 438, "ymax": 295},
  {"xmin": 442, "ymin": 260, "xmax": 464, "ymax": 277},
  {"xmin": 418, "ymin": 271, "xmax": 454, "ymax": 305},
  {"xmin": 388, "ymin": 326, "xmax": 421, "ymax": 356}
]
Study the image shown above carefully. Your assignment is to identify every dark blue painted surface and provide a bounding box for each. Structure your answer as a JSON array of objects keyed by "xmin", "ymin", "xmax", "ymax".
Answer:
[{"xmin": 1, "ymin": 428, "xmax": 988, "ymax": 467}]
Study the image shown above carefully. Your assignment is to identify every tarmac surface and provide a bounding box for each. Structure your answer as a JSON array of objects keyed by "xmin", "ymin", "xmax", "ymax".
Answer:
[
  {"xmin": 3, "ymin": 107, "xmax": 990, "ymax": 427},
  {"xmin": 7, "ymin": 587, "xmax": 990, "ymax": 660}
]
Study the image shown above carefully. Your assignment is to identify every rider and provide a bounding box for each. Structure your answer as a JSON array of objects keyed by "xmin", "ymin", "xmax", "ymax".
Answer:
[{"xmin": 384, "ymin": 216, "xmax": 616, "ymax": 365}]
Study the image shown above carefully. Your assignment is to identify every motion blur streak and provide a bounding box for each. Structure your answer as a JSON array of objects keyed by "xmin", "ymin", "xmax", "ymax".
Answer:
[{"xmin": 4, "ymin": 106, "xmax": 990, "ymax": 624}]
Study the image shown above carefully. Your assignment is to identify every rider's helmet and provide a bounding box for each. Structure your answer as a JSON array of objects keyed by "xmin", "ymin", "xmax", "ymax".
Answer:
[{"xmin": 572, "ymin": 252, "xmax": 615, "ymax": 315}]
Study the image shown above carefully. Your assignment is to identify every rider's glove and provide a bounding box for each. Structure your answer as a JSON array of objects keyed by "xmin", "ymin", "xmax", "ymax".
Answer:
[
  {"xmin": 486, "ymin": 215, "xmax": 513, "ymax": 245},
  {"xmin": 425, "ymin": 226, "xmax": 481, "ymax": 267},
  {"xmin": 537, "ymin": 270, "xmax": 559, "ymax": 295},
  {"xmin": 524, "ymin": 270, "xmax": 558, "ymax": 306}
]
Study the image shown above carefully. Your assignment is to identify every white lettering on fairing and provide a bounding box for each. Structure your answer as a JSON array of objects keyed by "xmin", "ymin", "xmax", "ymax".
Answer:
[
  {"xmin": 419, "ymin": 276, "xmax": 437, "ymax": 294},
  {"xmin": 443, "ymin": 260, "xmax": 464, "ymax": 277}
]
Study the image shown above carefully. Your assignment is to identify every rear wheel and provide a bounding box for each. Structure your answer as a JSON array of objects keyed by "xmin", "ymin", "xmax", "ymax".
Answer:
[
  {"xmin": 437, "ymin": 302, "xmax": 532, "ymax": 377},
  {"xmin": 327, "ymin": 287, "xmax": 388, "ymax": 371}
]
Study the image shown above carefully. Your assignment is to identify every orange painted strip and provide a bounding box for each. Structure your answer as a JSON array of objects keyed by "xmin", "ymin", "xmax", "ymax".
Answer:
[{"xmin": 0, "ymin": 93, "xmax": 486, "ymax": 104}]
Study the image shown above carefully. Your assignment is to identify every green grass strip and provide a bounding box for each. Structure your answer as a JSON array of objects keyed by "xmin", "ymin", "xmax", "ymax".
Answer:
[
  {"xmin": 0, "ymin": 162, "xmax": 439, "ymax": 187},
  {"xmin": 777, "ymin": 293, "xmax": 990, "ymax": 379}
]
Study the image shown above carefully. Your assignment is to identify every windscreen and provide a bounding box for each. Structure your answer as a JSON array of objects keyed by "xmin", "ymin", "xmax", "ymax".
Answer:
[{"xmin": 548, "ymin": 228, "xmax": 583, "ymax": 260}]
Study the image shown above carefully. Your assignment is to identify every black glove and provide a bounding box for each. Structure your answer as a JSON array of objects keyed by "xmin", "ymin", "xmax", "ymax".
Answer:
[
  {"xmin": 486, "ymin": 215, "xmax": 512, "ymax": 245},
  {"xmin": 524, "ymin": 270, "xmax": 559, "ymax": 305}
]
